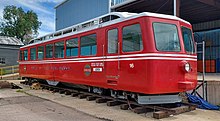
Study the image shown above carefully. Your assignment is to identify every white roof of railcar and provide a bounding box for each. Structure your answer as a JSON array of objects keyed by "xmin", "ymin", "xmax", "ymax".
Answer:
[{"xmin": 21, "ymin": 12, "xmax": 190, "ymax": 49}]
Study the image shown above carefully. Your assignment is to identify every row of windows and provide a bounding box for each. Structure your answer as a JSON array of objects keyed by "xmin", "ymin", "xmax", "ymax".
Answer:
[
  {"xmin": 20, "ymin": 33, "xmax": 97, "ymax": 61},
  {"xmin": 107, "ymin": 24, "xmax": 143, "ymax": 54},
  {"xmin": 20, "ymin": 23, "xmax": 195, "ymax": 61},
  {"xmin": 20, "ymin": 23, "xmax": 143, "ymax": 61}
]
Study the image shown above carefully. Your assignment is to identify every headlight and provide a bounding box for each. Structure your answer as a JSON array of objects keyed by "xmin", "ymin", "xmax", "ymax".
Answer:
[{"xmin": 184, "ymin": 63, "xmax": 191, "ymax": 72}]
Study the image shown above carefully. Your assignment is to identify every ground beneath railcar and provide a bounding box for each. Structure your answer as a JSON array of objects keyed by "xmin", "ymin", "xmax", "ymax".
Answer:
[
  {"xmin": 1, "ymin": 80, "xmax": 220, "ymax": 121},
  {"xmin": 0, "ymin": 89, "xmax": 105, "ymax": 121}
]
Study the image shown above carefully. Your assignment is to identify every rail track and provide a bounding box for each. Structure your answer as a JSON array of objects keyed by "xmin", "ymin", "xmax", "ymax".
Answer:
[{"xmin": 20, "ymin": 81, "xmax": 197, "ymax": 119}]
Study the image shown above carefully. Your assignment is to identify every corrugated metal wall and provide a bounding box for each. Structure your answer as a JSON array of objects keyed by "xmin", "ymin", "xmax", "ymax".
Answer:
[
  {"xmin": 194, "ymin": 29, "xmax": 220, "ymax": 73},
  {"xmin": 56, "ymin": 0, "xmax": 110, "ymax": 31},
  {"xmin": 193, "ymin": 20, "xmax": 220, "ymax": 32},
  {"xmin": 0, "ymin": 45, "xmax": 20, "ymax": 66},
  {"xmin": 195, "ymin": 29, "xmax": 220, "ymax": 59},
  {"xmin": 196, "ymin": 81, "xmax": 220, "ymax": 105}
]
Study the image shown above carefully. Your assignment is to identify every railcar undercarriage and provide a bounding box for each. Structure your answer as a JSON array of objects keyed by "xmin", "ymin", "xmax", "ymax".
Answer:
[{"xmin": 24, "ymin": 77, "xmax": 182, "ymax": 104}]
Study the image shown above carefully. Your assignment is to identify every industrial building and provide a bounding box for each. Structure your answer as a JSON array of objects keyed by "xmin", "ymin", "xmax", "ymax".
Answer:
[
  {"xmin": 55, "ymin": 0, "xmax": 220, "ymax": 73},
  {"xmin": 0, "ymin": 36, "xmax": 24, "ymax": 67},
  {"xmin": 55, "ymin": 0, "xmax": 110, "ymax": 30}
]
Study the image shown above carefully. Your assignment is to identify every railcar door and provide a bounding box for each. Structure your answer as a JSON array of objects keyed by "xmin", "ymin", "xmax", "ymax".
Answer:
[{"xmin": 105, "ymin": 28, "xmax": 120, "ymax": 85}]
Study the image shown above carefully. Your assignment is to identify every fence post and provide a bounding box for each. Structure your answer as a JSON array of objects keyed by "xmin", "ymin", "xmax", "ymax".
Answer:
[{"xmin": 12, "ymin": 66, "xmax": 14, "ymax": 74}]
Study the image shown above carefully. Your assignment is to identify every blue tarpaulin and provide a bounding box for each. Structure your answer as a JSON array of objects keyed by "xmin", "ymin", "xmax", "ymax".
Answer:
[{"xmin": 186, "ymin": 93, "xmax": 219, "ymax": 110}]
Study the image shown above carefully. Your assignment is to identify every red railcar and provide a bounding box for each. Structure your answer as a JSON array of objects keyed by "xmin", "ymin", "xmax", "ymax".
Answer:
[{"xmin": 19, "ymin": 12, "xmax": 197, "ymax": 104}]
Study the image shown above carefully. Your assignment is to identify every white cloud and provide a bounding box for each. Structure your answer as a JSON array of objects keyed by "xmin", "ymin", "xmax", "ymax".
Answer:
[
  {"xmin": 34, "ymin": 0, "xmax": 64, "ymax": 3},
  {"xmin": 38, "ymin": 29, "xmax": 51, "ymax": 37},
  {"xmin": 39, "ymin": 15, "xmax": 55, "ymax": 35},
  {"xmin": 15, "ymin": 0, "xmax": 53, "ymax": 15},
  {"xmin": 0, "ymin": 0, "xmax": 63, "ymax": 38},
  {"xmin": 0, "ymin": 10, "xmax": 3, "ymax": 20}
]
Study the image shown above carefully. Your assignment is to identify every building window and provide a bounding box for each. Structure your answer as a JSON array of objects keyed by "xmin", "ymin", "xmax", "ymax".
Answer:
[
  {"xmin": 108, "ymin": 29, "xmax": 118, "ymax": 54},
  {"xmin": 30, "ymin": 48, "xmax": 36, "ymax": 60},
  {"xmin": 46, "ymin": 44, "xmax": 53, "ymax": 58},
  {"xmin": 0, "ymin": 58, "xmax": 5, "ymax": 64},
  {"xmin": 80, "ymin": 34, "xmax": 97, "ymax": 56},
  {"xmin": 55, "ymin": 41, "xmax": 64, "ymax": 58},
  {"xmin": 23, "ymin": 50, "xmax": 28, "ymax": 61},
  {"xmin": 122, "ymin": 24, "xmax": 143, "ymax": 52},
  {"xmin": 38, "ymin": 46, "xmax": 44, "ymax": 60},
  {"xmin": 66, "ymin": 38, "xmax": 78, "ymax": 57},
  {"xmin": 153, "ymin": 23, "xmax": 180, "ymax": 52}
]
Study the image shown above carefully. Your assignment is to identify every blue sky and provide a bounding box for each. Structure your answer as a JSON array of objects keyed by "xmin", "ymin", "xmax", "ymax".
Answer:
[{"xmin": 0, "ymin": 0, "xmax": 63, "ymax": 37}]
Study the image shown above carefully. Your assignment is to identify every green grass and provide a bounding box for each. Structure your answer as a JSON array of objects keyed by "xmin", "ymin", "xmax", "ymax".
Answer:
[
  {"xmin": 0, "ymin": 66, "xmax": 19, "ymax": 75},
  {"xmin": 0, "ymin": 69, "xmax": 12, "ymax": 75},
  {"xmin": 16, "ymin": 89, "xmax": 33, "ymax": 96}
]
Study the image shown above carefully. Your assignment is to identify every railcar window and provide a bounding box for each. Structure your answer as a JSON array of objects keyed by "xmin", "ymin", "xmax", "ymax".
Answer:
[
  {"xmin": 153, "ymin": 23, "xmax": 180, "ymax": 52},
  {"xmin": 181, "ymin": 27, "xmax": 195, "ymax": 53},
  {"xmin": 108, "ymin": 29, "xmax": 118, "ymax": 54},
  {"xmin": 80, "ymin": 34, "xmax": 97, "ymax": 56},
  {"xmin": 100, "ymin": 15, "xmax": 120, "ymax": 23},
  {"xmin": 37, "ymin": 46, "xmax": 44, "ymax": 60},
  {"xmin": 122, "ymin": 24, "xmax": 143, "ymax": 52},
  {"xmin": 55, "ymin": 41, "xmax": 64, "ymax": 58},
  {"xmin": 30, "ymin": 48, "xmax": 36, "ymax": 60},
  {"xmin": 66, "ymin": 38, "xmax": 78, "ymax": 57},
  {"xmin": 19, "ymin": 51, "xmax": 23, "ymax": 61},
  {"xmin": 23, "ymin": 50, "xmax": 28, "ymax": 61},
  {"xmin": 46, "ymin": 44, "xmax": 53, "ymax": 58}
]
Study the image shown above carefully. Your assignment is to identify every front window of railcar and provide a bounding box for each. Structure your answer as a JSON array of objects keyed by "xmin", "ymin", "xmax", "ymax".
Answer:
[
  {"xmin": 153, "ymin": 23, "xmax": 180, "ymax": 52},
  {"xmin": 181, "ymin": 27, "xmax": 195, "ymax": 54}
]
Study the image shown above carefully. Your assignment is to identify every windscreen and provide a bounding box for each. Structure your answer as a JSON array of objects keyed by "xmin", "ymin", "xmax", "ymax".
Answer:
[
  {"xmin": 181, "ymin": 27, "xmax": 195, "ymax": 53},
  {"xmin": 153, "ymin": 23, "xmax": 180, "ymax": 52}
]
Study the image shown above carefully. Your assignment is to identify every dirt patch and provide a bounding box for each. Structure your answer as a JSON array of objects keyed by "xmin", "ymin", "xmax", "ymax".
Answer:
[
  {"xmin": 0, "ymin": 81, "xmax": 12, "ymax": 89},
  {"xmin": 0, "ymin": 81, "xmax": 22, "ymax": 89}
]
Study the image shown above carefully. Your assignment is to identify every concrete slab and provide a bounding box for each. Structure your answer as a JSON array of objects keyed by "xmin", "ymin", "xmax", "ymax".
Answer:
[
  {"xmin": 2, "ymin": 80, "xmax": 220, "ymax": 121},
  {"xmin": 0, "ymin": 89, "xmax": 27, "ymax": 98},
  {"xmin": 0, "ymin": 90, "xmax": 105, "ymax": 121},
  {"xmin": 198, "ymin": 73, "xmax": 220, "ymax": 81},
  {"xmin": 16, "ymin": 83, "xmax": 220, "ymax": 121}
]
